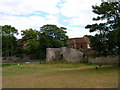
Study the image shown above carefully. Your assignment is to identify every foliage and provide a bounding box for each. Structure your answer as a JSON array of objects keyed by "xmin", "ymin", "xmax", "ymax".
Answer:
[
  {"xmin": 2, "ymin": 25, "xmax": 18, "ymax": 57},
  {"xmin": 21, "ymin": 28, "xmax": 40, "ymax": 59},
  {"xmin": 15, "ymin": 46, "xmax": 25, "ymax": 58},
  {"xmin": 1, "ymin": 24, "xmax": 69, "ymax": 60},
  {"xmin": 40, "ymin": 24, "xmax": 69, "ymax": 47},
  {"xmin": 85, "ymin": 1, "xmax": 120, "ymax": 57},
  {"xmin": 20, "ymin": 24, "xmax": 69, "ymax": 60}
]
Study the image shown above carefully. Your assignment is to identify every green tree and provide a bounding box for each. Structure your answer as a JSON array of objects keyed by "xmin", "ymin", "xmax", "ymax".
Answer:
[
  {"xmin": 85, "ymin": 1, "xmax": 120, "ymax": 57},
  {"xmin": 21, "ymin": 25, "xmax": 69, "ymax": 60},
  {"xmin": 21, "ymin": 28, "xmax": 40, "ymax": 59},
  {"xmin": 2, "ymin": 25, "xmax": 18, "ymax": 57},
  {"xmin": 40, "ymin": 24, "xmax": 69, "ymax": 48},
  {"xmin": 37, "ymin": 33, "xmax": 52, "ymax": 59}
]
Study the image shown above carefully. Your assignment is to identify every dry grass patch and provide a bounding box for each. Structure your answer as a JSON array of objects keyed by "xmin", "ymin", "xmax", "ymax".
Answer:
[{"xmin": 2, "ymin": 63, "xmax": 118, "ymax": 88}]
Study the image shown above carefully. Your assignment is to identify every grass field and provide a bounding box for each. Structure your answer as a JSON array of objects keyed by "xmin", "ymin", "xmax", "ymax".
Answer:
[{"xmin": 2, "ymin": 62, "xmax": 118, "ymax": 88}]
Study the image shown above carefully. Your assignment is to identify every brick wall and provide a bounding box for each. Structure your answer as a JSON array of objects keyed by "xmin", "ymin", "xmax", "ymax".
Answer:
[{"xmin": 68, "ymin": 36, "xmax": 90, "ymax": 49}]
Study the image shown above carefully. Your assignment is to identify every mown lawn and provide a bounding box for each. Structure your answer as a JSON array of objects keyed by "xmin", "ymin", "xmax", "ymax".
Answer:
[{"xmin": 2, "ymin": 62, "xmax": 118, "ymax": 88}]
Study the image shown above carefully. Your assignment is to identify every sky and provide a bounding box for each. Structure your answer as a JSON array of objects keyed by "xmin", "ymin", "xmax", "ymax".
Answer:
[{"xmin": 0, "ymin": 0, "xmax": 101, "ymax": 39}]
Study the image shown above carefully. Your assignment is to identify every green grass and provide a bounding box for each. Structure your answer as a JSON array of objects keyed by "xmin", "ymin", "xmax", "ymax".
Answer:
[
  {"xmin": 2, "ymin": 63, "xmax": 118, "ymax": 88},
  {"xmin": 2, "ymin": 64, "xmax": 18, "ymax": 67}
]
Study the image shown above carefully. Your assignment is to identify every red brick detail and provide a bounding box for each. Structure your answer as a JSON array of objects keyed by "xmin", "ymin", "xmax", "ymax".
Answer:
[
  {"xmin": 68, "ymin": 36, "xmax": 90, "ymax": 49},
  {"xmin": 17, "ymin": 39, "xmax": 23, "ymax": 46}
]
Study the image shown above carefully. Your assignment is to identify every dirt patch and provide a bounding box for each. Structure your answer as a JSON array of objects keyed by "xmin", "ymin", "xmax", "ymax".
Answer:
[{"xmin": 58, "ymin": 65, "xmax": 114, "ymax": 71}]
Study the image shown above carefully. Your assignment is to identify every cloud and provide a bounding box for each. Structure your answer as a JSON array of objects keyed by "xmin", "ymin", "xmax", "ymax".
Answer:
[
  {"xmin": 0, "ymin": 0, "xmax": 60, "ymax": 15},
  {"xmin": 60, "ymin": 0, "xmax": 101, "ymax": 26},
  {"xmin": 66, "ymin": 27, "xmax": 96, "ymax": 38},
  {"xmin": 60, "ymin": 0, "xmax": 101, "ymax": 17},
  {"xmin": 0, "ymin": 0, "xmax": 102, "ymax": 39},
  {"xmin": 0, "ymin": 14, "xmax": 65, "ymax": 39}
]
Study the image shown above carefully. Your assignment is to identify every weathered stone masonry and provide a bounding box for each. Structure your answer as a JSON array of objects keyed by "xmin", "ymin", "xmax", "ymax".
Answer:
[
  {"xmin": 46, "ymin": 47, "xmax": 83, "ymax": 62},
  {"xmin": 46, "ymin": 47, "xmax": 118, "ymax": 64}
]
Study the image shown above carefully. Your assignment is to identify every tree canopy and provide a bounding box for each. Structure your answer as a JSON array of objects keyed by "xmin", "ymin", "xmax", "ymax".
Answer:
[
  {"xmin": 2, "ymin": 25, "xmax": 18, "ymax": 57},
  {"xmin": 40, "ymin": 24, "xmax": 69, "ymax": 47},
  {"xmin": 85, "ymin": 1, "xmax": 120, "ymax": 57},
  {"xmin": 21, "ymin": 29, "xmax": 40, "ymax": 54},
  {"xmin": 20, "ymin": 24, "xmax": 69, "ymax": 59}
]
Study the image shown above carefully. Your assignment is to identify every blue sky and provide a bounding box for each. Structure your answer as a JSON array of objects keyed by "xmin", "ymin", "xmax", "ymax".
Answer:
[{"xmin": 0, "ymin": 0, "xmax": 101, "ymax": 39}]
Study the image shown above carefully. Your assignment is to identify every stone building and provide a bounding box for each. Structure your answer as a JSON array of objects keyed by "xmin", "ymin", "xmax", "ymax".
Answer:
[
  {"xmin": 46, "ymin": 47, "xmax": 118, "ymax": 64},
  {"xmin": 46, "ymin": 47, "xmax": 83, "ymax": 62},
  {"xmin": 68, "ymin": 36, "xmax": 90, "ymax": 49}
]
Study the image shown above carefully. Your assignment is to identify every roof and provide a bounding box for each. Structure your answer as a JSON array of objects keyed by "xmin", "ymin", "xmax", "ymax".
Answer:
[
  {"xmin": 68, "ymin": 36, "xmax": 90, "ymax": 44},
  {"xmin": 17, "ymin": 39, "xmax": 23, "ymax": 46},
  {"xmin": 69, "ymin": 36, "xmax": 87, "ymax": 40}
]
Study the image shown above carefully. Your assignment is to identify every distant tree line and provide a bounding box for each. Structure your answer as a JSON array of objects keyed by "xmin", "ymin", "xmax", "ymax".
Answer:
[
  {"xmin": 1, "ymin": 24, "xmax": 69, "ymax": 60},
  {"xmin": 1, "ymin": 1, "xmax": 119, "ymax": 60}
]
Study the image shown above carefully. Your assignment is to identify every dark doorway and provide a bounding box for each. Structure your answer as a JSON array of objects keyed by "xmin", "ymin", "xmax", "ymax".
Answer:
[
  {"xmin": 83, "ymin": 54, "xmax": 85, "ymax": 59},
  {"xmin": 81, "ymin": 45, "xmax": 83, "ymax": 48}
]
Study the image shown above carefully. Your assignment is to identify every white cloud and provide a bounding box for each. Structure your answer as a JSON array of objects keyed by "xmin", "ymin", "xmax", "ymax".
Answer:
[
  {"xmin": 0, "ymin": 0, "xmax": 103, "ymax": 39},
  {"xmin": 60, "ymin": 0, "xmax": 101, "ymax": 17},
  {"xmin": 0, "ymin": 0, "xmax": 60, "ymax": 15},
  {"xmin": 66, "ymin": 27, "xmax": 96, "ymax": 38},
  {"xmin": 0, "ymin": 14, "xmax": 61, "ymax": 38},
  {"xmin": 45, "ymin": 15, "xmax": 59, "ymax": 25},
  {"xmin": 60, "ymin": 0, "xmax": 101, "ymax": 26}
]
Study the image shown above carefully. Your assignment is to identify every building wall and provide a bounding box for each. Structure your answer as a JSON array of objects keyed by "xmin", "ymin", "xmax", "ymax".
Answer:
[
  {"xmin": 46, "ymin": 48, "xmax": 61, "ymax": 62},
  {"xmin": 17, "ymin": 39, "xmax": 23, "ymax": 46},
  {"xmin": 46, "ymin": 47, "xmax": 83, "ymax": 62},
  {"xmin": 63, "ymin": 47, "xmax": 83, "ymax": 62},
  {"xmin": 75, "ymin": 43, "xmax": 88, "ymax": 49},
  {"xmin": 88, "ymin": 56, "xmax": 118, "ymax": 64},
  {"xmin": 46, "ymin": 47, "xmax": 119, "ymax": 64},
  {"xmin": 68, "ymin": 36, "xmax": 90, "ymax": 49}
]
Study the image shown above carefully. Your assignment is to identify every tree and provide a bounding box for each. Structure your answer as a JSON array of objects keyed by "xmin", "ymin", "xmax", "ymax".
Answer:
[
  {"xmin": 85, "ymin": 1, "xmax": 120, "ymax": 57},
  {"xmin": 21, "ymin": 25, "xmax": 69, "ymax": 60},
  {"xmin": 21, "ymin": 28, "xmax": 40, "ymax": 59},
  {"xmin": 40, "ymin": 24, "xmax": 69, "ymax": 48},
  {"xmin": 2, "ymin": 25, "xmax": 18, "ymax": 57},
  {"xmin": 37, "ymin": 33, "xmax": 52, "ymax": 59}
]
